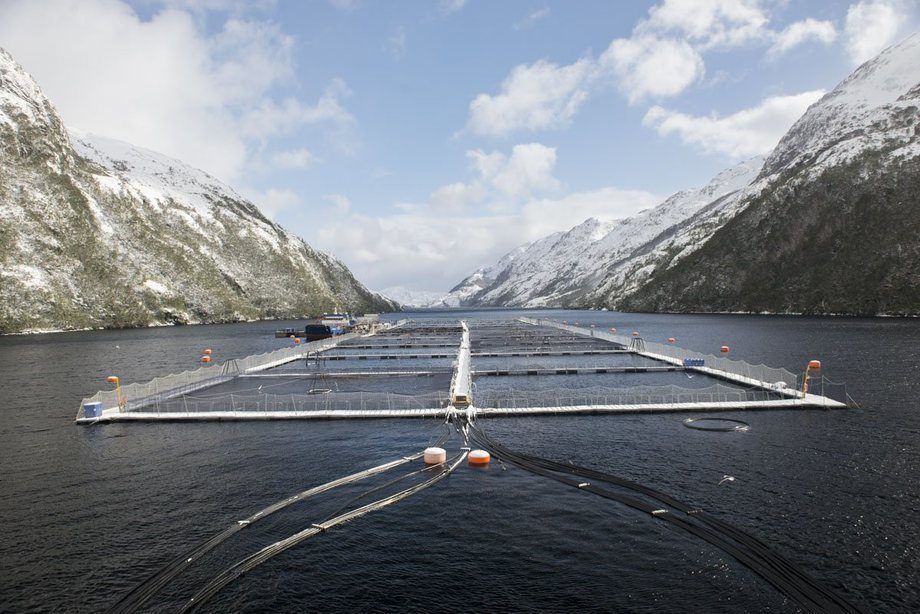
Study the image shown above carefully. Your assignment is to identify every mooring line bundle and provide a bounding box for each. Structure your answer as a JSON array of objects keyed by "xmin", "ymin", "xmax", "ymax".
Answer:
[
  {"xmin": 180, "ymin": 450, "xmax": 467, "ymax": 612},
  {"xmin": 108, "ymin": 425, "xmax": 453, "ymax": 614},
  {"xmin": 467, "ymin": 421, "xmax": 860, "ymax": 614}
]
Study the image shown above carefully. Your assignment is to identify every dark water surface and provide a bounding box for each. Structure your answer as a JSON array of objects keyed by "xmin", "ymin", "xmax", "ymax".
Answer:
[{"xmin": 2, "ymin": 309, "xmax": 919, "ymax": 612}]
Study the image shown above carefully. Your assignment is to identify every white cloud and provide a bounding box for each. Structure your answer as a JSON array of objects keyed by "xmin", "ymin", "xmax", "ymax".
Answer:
[
  {"xmin": 465, "ymin": 58, "xmax": 594, "ymax": 137},
  {"xmin": 514, "ymin": 7, "xmax": 551, "ymax": 30},
  {"xmin": 599, "ymin": 35, "xmax": 705, "ymax": 104},
  {"xmin": 519, "ymin": 188, "xmax": 662, "ymax": 239},
  {"xmin": 768, "ymin": 18, "xmax": 837, "ymax": 56},
  {"xmin": 324, "ymin": 194, "xmax": 351, "ymax": 213},
  {"xmin": 270, "ymin": 148, "xmax": 317, "ymax": 169},
  {"xmin": 844, "ymin": 0, "xmax": 908, "ymax": 65},
  {"xmin": 463, "ymin": 0, "xmax": 852, "ymax": 135},
  {"xmin": 642, "ymin": 0, "xmax": 769, "ymax": 49},
  {"xmin": 428, "ymin": 182, "xmax": 486, "ymax": 212},
  {"xmin": 249, "ymin": 188, "xmax": 301, "ymax": 219},
  {"xmin": 385, "ymin": 26, "xmax": 407, "ymax": 60},
  {"xmin": 439, "ymin": 0, "xmax": 468, "ymax": 16},
  {"xmin": 239, "ymin": 79, "xmax": 355, "ymax": 140},
  {"xmin": 0, "ymin": 0, "xmax": 353, "ymax": 182},
  {"xmin": 311, "ymin": 141, "xmax": 659, "ymax": 290},
  {"xmin": 477, "ymin": 143, "xmax": 561, "ymax": 197},
  {"xmin": 642, "ymin": 90, "xmax": 825, "ymax": 158},
  {"xmin": 315, "ymin": 186, "xmax": 661, "ymax": 290}
]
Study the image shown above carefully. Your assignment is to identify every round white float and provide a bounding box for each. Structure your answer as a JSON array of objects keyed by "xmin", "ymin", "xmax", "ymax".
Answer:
[{"xmin": 423, "ymin": 447, "xmax": 447, "ymax": 465}]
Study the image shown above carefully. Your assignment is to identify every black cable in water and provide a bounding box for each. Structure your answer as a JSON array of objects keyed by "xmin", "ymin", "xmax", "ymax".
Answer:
[{"xmin": 467, "ymin": 422, "xmax": 859, "ymax": 614}]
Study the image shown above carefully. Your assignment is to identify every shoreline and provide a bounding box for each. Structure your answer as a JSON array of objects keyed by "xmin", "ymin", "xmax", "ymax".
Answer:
[{"xmin": 6, "ymin": 306, "xmax": 918, "ymax": 337}]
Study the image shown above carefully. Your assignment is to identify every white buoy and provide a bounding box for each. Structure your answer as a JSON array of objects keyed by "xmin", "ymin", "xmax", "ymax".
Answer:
[{"xmin": 423, "ymin": 447, "xmax": 447, "ymax": 465}]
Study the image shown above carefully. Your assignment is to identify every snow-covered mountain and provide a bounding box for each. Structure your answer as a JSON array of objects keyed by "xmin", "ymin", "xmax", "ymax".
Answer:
[
  {"xmin": 0, "ymin": 48, "xmax": 394, "ymax": 333},
  {"xmin": 624, "ymin": 32, "xmax": 920, "ymax": 315},
  {"xmin": 378, "ymin": 286, "xmax": 447, "ymax": 309},
  {"xmin": 445, "ymin": 32, "xmax": 920, "ymax": 315},
  {"xmin": 441, "ymin": 155, "xmax": 764, "ymax": 307}
]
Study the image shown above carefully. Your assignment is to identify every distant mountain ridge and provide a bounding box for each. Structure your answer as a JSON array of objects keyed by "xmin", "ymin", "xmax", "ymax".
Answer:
[
  {"xmin": 0, "ymin": 48, "xmax": 395, "ymax": 334},
  {"xmin": 623, "ymin": 32, "xmax": 920, "ymax": 315},
  {"xmin": 441, "ymin": 155, "xmax": 765, "ymax": 308},
  {"xmin": 443, "ymin": 33, "xmax": 920, "ymax": 316}
]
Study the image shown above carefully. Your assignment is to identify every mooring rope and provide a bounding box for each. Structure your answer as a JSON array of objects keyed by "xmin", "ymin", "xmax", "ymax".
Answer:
[
  {"xmin": 108, "ymin": 425, "xmax": 451, "ymax": 614},
  {"xmin": 467, "ymin": 423, "xmax": 859, "ymax": 613},
  {"xmin": 180, "ymin": 450, "xmax": 467, "ymax": 612}
]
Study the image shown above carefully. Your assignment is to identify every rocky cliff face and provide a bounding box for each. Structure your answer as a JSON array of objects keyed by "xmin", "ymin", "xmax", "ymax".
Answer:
[
  {"xmin": 0, "ymin": 48, "xmax": 394, "ymax": 334},
  {"xmin": 622, "ymin": 33, "xmax": 920, "ymax": 315}
]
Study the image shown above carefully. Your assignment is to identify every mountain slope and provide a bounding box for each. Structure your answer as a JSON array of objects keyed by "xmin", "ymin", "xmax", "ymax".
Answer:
[
  {"xmin": 378, "ymin": 286, "xmax": 446, "ymax": 309},
  {"xmin": 442, "ymin": 156, "xmax": 764, "ymax": 307},
  {"xmin": 0, "ymin": 48, "xmax": 394, "ymax": 334},
  {"xmin": 622, "ymin": 33, "xmax": 920, "ymax": 315}
]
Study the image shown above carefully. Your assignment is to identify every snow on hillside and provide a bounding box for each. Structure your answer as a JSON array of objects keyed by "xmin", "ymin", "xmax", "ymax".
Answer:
[
  {"xmin": 71, "ymin": 130, "xmax": 242, "ymax": 216},
  {"xmin": 764, "ymin": 31, "xmax": 920, "ymax": 177},
  {"xmin": 379, "ymin": 286, "xmax": 446, "ymax": 308},
  {"xmin": 447, "ymin": 155, "xmax": 764, "ymax": 307},
  {"xmin": 0, "ymin": 46, "xmax": 392, "ymax": 333}
]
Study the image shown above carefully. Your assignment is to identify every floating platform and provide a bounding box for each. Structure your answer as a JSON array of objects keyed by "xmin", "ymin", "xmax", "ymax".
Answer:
[{"xmin": 75, "ymin": 316, "xmax": 848, "ymax": 424}]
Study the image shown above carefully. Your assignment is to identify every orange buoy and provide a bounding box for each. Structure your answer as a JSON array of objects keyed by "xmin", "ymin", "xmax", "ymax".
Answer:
[
  {"xmin": 294, "ymin": 338, "xmax": 301, "ymax": 344},
  {"xmin": 808, "ymin": 360, "xmax": 822, "ymax": 370},
  {"xmin": 201, "ymin": 355, "xmax": 211, "ymax": 363},
  {"xmin": 632, "ymin": 331, "xmax": 639, "ymax": 337},
  {"xmin": 106, "ymin": 376, "xmax": 119, "ymax": 384},
  {"xmin": 720, "ymin": 345, "xmax": 730, "ymax": 353},
  {"xmin": 469, "ymin": 449, "xmax": 491, "ymax": 466},
  {"xmin": 423, "ymin": 447, "xmax": 447, "ymax": 465},
  {"xmin": 204, "ymin": 348, "xmax": 212, "ymax": 355},
  {"xmin": 668, "ymin": 337, "xmax": 676, "ymax": 343}
]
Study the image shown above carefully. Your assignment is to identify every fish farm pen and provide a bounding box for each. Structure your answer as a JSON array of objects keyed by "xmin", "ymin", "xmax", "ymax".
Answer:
[
  {"xmin": 82, "ymin": 316, "xmax": 862, "ymax": 614},
  {"xmin": 76, "ymin": 316, "xmax": 849, "ymax": 424}
]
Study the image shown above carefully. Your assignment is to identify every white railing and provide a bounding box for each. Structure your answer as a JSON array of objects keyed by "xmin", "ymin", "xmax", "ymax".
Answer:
[
  {"xmin": 520, "ymin": 316, "xmax": 798, "ymax": 389},
  {"xmin": 76, "ymin": 332, "xmax": 362, "ymax": 419}
]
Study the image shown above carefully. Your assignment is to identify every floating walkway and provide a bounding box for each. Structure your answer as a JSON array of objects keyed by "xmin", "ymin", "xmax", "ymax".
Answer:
[
  {"xmin": 472, "ymin": 366, "xmax": 682, "ymax": 376},
  {"xmin": 472, "ymin": 349, "xmax": 629, "ymax": 357}
]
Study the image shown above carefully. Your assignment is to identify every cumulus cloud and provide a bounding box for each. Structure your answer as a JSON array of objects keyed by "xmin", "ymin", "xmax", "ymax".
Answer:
[
  {"xmin": 768, "ymin": 18, "xmax": 837, "ymax": 56},
  {"xmin": 844, "ymin": 0, "xmax": 910, "ymax": 65},
  {"xmin": 470, "ymin": 143, "xmax": 561, "ymax": 198},
  {"xmin": 238, "ymin": 79, "xmax": 355, "ymax": 141},
  {"xmin": 270, "ymin": 148, "xmax": 317, "ymax": 169},
  {"xmin": 465, "ymin": 59, "xmax": 594, "ymax": 137},
  {"xmin": 309, "ymin": 140, "xmax": 662, "ymax": 289},
  {"xmin": 0, "ymin": 0, "xmax": 353, "ymax": 182},
  {"xmin": 642, "ymin": 90, "xmax": 825, "ymax": 158},
  {"xmin": 428, "ymin": 182, "xmax": 487, "ymax": 212},
  {"xmin": 599, "ymin": 35, "xmax": 705, "ymax": 104},
  {"xmin": 463, "ymin": 0, "xmax": 851, "ymax": 135},
  {"xmin": 324, "ymin": 194, "xmax": 351, "ymax": 213},
  {"xmin": 315, "ymin": 186, "xmax": 661, "ymax": 290},
  {"xmin": 641, "ymin": 0, "xmax": 769, "ymax": 49}
]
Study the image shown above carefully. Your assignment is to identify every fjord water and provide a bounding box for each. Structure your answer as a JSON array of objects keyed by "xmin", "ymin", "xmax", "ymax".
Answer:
[{"xmin": 1, "ymin": 310, "xmax": 918, "ymax": 612}]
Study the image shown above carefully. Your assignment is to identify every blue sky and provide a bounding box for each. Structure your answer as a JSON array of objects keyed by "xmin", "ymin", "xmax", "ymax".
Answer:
[{"xmin": 1, "ymin": 0, "xmax": 918, "ymax": 293}]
